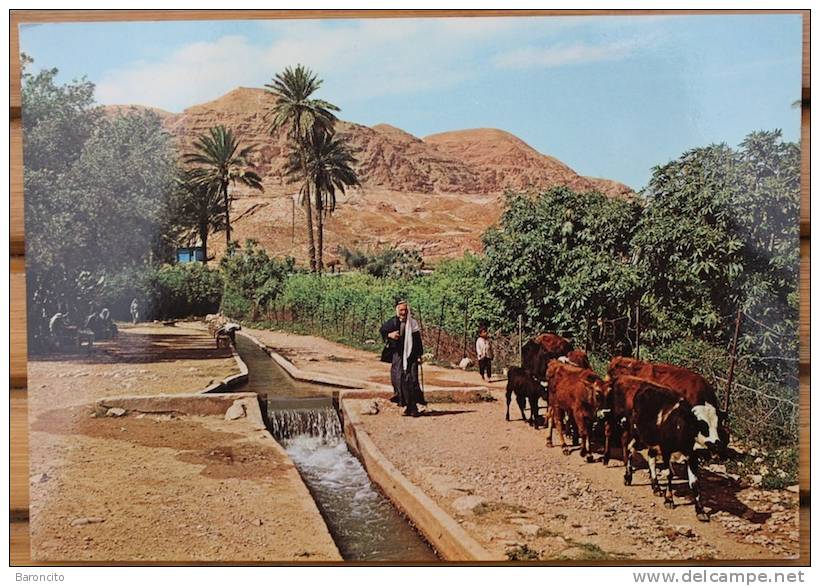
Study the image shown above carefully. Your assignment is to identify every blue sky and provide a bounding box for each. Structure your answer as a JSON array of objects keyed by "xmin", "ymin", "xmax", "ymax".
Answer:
[{"xmin": 19, "ymin": 14, "xmax": 802, "ymax": 189}]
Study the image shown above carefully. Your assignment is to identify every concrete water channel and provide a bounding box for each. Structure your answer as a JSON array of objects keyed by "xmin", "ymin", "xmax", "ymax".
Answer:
[{"xmin": 233, "ymin": 333, "xmax": 437, "ymax": 562}]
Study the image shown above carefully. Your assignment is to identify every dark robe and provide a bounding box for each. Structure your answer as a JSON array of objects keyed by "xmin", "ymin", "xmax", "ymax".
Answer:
[{"xmin": 379, "ymin": 316, "xmax": 425, "ymax": 410}]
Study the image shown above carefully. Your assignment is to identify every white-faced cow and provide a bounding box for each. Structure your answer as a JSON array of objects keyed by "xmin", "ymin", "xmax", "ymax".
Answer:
[
  {"xmin": 623, "ymin": 385, "xmax": 710, "ymax": 522},
  {"xmin": 608, "ymin": 357, "xmax": 728, "ymax": 456}
]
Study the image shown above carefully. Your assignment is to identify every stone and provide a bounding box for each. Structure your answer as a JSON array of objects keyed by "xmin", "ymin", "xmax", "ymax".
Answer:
[
  {"xmin": 786, "ymin": 484, "xmax": 800, "ymax": 494},
  {"xmin": 676, "ymin": 525, "xmax": 696, "ymax": 538},
  {"xmin": 106, "ymin": 407, "xmax": 126, "ymax": 418},
  {"xmin": 578, "ymin": 527, "xmax": 597, "ymax": 536},
  {"xmin": 252, "ymin": 518, "xmax": 263, "ymax": 526},
  {"xmin": 70, "ymin": 517, "xmax": 105, "ymax": 527},
  {"xmin": 225, "ymin": 401, "xmax": 247, "ymax": 421},
  {"xmin": 452, "ymin": 495, "xmax": 485, "ymax": 514},
  {"xmin": 518, "ymin": 524, "xmax": 540, "ymax": 537},
  {"xmin": 458, "ymin": 357, "xmax": 473, "ymax": 370},
  {"xmin": 361, "ymin": 400, "xmax": 380, "ymax": 416},
  {"xmin": 750, "ymin": 474, "xmax": 763, "ymax": 486}
]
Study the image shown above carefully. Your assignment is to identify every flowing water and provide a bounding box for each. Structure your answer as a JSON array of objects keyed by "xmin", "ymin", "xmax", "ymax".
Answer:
[{"xmin": 235, "ymin": 334, "xmax": 437, "ymax": 562}]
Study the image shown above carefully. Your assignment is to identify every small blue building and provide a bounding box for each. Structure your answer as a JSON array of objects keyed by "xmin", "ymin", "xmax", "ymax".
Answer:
[{"xmin": 176, "ymin": 246, "xmax": 205, "ymax": 263}]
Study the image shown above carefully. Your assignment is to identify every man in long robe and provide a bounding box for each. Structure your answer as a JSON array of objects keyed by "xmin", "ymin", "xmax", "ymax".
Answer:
[{"xmin": 379, "ymin": 300, "xmax": 426, "ymax": 416}]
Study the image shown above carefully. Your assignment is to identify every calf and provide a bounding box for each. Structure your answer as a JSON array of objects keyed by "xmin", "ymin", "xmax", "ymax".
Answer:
[
  {"xmin": 601, "ymin": 375, "xmax": 676, "ymax": 466},
  {"xmin": 545, "ymin": 361, "xmax": 607, "ymax": 462},
  {"xmin": 609, "ymin": 357, "xmax": 728, "ymax": 455},
  {"xmin": 624, "ymin": 386, "xmax": 710, "ymax": 522},
  {"xmin": 505, "ymin": 366, "xmax": 548, "ymax": 426}
]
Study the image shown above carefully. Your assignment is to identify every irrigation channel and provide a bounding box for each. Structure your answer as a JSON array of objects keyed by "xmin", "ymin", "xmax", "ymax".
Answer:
[{"xmin": 234, "ymin": 333, "xmax": 437, "ymax": 562}]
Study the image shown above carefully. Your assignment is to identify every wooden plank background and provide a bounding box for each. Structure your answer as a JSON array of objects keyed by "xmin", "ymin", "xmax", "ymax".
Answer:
[{"xmin": 8, "ymin": 9, "xmax": 811, "ymax": 566}]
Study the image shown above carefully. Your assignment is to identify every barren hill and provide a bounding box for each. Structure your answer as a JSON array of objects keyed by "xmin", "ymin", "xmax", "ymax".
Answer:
[{"xmin": 104, "ymin": 87, "xmax": 634, "ymax": 264}]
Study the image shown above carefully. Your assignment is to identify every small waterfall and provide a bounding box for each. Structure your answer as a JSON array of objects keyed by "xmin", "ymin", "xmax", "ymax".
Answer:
[
  {"xmin": 234, "ymin": 333, "xmax": 436, "ymax": 561},
  {"xmin": 268, "ymin": 406, "xmax": 342, "ymax": 442}
]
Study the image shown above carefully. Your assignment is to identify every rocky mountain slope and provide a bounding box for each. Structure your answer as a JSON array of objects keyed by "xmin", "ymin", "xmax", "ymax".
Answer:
[{"xmin": 107, "ymin": 87, "xmax": 634, "ymax": 263}]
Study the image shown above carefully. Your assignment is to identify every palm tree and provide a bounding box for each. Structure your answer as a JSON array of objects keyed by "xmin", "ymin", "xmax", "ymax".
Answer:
[
  {"xmin": 175, "ymin": 168, "xmax": 225, "ymax": 263},
  {"xmin": 286, "ymin": 129, "xmax": 360, "ymax": 272},
  {"xmin": 183, "ymin": 125, "xmax": 263, "ymax": 253},
  {"xmin": 265, "ymin": 65, "xmax": 339, "ymax": 272}
]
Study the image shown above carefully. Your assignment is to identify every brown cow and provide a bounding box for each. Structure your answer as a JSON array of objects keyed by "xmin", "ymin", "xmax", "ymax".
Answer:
[
  {"xmin": 601, "ymin": 375, "xmax": 677, "ymax": 466},
  {"xmin": 608, "ymin": 357, "xmax": 727, "ymax": 454},
  {"xmin": 545, "ymin": 361, "xmax": 607, "ymax": 462},
  {"xmin": 535, "ymin": 333, "xmax": 573, "ymax": 356},
  {"xmin": 521, "ymin": 333, "xmax": 573, "ymax": 381},
  {"xmin": 565, "ymin": 349, "xmax": 591, "ymax": 369}
]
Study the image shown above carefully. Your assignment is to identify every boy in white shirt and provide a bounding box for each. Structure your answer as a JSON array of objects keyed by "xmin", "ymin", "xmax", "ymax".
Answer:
[{"xmin": 476, "ymin": 326, "xmax": 493, "ymax": 382}]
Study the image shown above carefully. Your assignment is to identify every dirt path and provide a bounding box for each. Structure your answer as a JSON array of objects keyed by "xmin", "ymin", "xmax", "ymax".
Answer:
[
  {"xmin": 354, "ymin": 396, "xmax": 799, "ymax": 561},
  {"xmin": 27, "ymin": 323, "xmax": 340, "ymax": 562},
  {"xmin": 241, "ymin": 326, "xmax": 494, "ymax": 389}
]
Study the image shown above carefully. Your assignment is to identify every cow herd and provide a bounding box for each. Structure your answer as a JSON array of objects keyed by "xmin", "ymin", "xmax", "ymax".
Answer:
[{"xmin": 505, "ymin": 333, "xmax": 729, "ymax": 522}]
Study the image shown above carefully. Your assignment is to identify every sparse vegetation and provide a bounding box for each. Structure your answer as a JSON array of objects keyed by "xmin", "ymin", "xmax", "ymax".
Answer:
[{"xmin": 505, "ymin": 544, "xmax": 540, "ymax": 561}]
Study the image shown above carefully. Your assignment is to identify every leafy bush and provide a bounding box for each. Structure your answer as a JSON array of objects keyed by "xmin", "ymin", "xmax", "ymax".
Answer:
[
  {"xmin": 482, "ymin": 187, "xmax": 643, "ymax": 353},
  {"xmin": 220, "ymin": 240, "xmax": 294, "ymax": 319},
  {"xmin": 100, "ymin": 262, "xmax": 223, "ymax": 321}
]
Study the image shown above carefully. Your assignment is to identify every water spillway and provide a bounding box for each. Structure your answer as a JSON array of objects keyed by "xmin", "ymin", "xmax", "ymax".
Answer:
[{"xmin": 234, "ymin": 334, "xmax": 437, "ymax": 562}]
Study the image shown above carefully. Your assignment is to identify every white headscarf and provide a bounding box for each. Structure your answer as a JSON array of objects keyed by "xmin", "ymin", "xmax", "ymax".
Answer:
[{"xmin": 402, "ymin": 307, "xmax": 421, "ymax": 371}]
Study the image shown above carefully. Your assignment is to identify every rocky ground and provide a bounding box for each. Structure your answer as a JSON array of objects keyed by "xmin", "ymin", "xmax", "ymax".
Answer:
[
  {"xmin": 352, "ymin": 396, "xmax": 799, "ymax": 562},
  {"xmin": 26, "ymin": 323, "xmax": 340, "ymax": 562}
]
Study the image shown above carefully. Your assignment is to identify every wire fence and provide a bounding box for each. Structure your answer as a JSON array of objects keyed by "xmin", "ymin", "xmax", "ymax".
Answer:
[
  {"xmin": 262, "ymin": 298, "xmax": 527, "ymax": 367},
  {"xmin": 255, "ymin": 298, "xmax": 798, "ymax": 446}
]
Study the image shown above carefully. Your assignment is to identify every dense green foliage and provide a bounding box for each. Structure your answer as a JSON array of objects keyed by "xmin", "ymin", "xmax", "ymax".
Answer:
[
  {"xmin": 172, "ymin": 168, "xmax": 226, "ymax": 262},
  {"xmin": 276, "ymin": 254, "xmax": 500, "ymax": 337},
  {"xmin": 483, "ymin": 188, "xmax": 643, "ymax": 351},
  {"xmin": 100, "ymin": 263, "xmax": 223, "ymax": 321},
  {"xmin": 22, "ymin": 60, "xmax": 180, "ymax": 349},
  {"xmin": 219, "ymin": 240, "xmax": 294, "ymax": 319}
]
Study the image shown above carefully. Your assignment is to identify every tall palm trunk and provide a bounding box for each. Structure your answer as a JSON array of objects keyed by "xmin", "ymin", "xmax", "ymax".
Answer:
[
  {"xmin": 303, "ymin": 182, "xmax": 317, "ymax": 272},
  {"xmin": 222, "ymin": 179, "xmax": 231, "ymax": 253},
  {"xmin": 199, "ymin": 221, "xmax": 209, "ymax": 264},
  {"xmin": 298, "ymin": 142, "xmax": 318, "ymax": 272},
  {"xmin": 316, "ymin": 202, "xmax": 325, "ymax": 273}
]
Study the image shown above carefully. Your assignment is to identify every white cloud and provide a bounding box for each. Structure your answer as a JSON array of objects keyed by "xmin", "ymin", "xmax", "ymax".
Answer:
[
  {"xmin": 492, "ymin": 38, "xmax": 647, "ymax": 70},
  {"xmin": 93, "ymin": 17, "xmax": 662, "ymax": 111}
]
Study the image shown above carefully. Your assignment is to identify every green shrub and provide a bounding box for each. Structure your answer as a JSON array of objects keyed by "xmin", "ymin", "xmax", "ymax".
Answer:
[
  {"xmin": 100, "ymin": 262, "xmax": 223, "ymax": 320},
  {"xmin": 220, "ymin": 240, "xmax": 294, "ymax": 320}
]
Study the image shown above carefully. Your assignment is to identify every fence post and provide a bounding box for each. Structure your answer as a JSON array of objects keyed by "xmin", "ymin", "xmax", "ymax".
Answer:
[
  {"xmin": 518, "ymin": 314, "xmax": 523, "ymax": 364},
  {"xmin": 360, "ymin": 303, "xmax": 368, "ymax": 342},
  {"xmin": 462, "ymin": 302, "xmax": 468, "ymax": 358},
  {"xmin": 634, "ymin": 301, "xmax": 641, "ymax": 359},
  {"xmin": 436, "ymin": 301, "xmax": 445, "ymax": 358},
  {"xmin": 320, "ymin": 301, "xmax": 325, "ymax": 335},
  {"xmin": 724, "ymin": 308, "xmax": 743, "ymax": 415}
]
